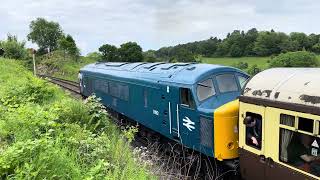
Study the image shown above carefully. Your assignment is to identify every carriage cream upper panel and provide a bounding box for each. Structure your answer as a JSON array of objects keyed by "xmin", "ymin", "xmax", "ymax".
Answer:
[{"xmin": 243, "ymin": 68, "xmax": 320, "ymax": 107}]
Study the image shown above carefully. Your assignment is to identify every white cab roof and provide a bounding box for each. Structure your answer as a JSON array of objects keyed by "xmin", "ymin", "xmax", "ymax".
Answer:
[{"xmin": 243, "ymin": 68, "xmax": 320, "ymax": 108}]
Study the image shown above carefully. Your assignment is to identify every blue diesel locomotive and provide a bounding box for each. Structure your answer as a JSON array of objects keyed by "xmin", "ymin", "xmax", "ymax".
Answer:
[{"xmin": 79, "ymin": 62, "xmax": 249, "ymax": 160}]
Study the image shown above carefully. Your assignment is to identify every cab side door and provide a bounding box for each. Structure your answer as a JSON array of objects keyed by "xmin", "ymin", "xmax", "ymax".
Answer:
[
  {"xmin": 178, "ymin": 87, "xmax": 200, "ymax": 149},
  {"xmin": 239, "ymin": 102, "xmax": 266, "ymax": 180}
]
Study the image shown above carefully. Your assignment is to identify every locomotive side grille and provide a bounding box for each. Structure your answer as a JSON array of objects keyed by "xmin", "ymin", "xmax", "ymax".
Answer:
[{"xmin": 200, "ymin": 117, "xmax": 213, "ymax": 148}]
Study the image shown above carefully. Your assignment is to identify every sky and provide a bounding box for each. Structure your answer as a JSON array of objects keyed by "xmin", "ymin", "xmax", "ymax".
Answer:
[{"xmin": 0, "ymin": 0, "xmax": 319, "ymax": 55}]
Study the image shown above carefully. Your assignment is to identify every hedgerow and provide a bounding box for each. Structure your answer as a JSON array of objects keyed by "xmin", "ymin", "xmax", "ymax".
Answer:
[{"xmin": 0, "ymin": 58, "xmax": 153, "ymax": 179}]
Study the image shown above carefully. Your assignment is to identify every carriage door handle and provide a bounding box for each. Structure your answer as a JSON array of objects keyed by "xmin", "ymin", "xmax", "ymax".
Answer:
[{"xmin": 259, "ymin": 155, "xmax": 266, "ymax": 164}]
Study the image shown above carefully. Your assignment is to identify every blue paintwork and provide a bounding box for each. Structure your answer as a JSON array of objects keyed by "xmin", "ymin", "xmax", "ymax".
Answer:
[{"xmin": 79, "ymin": 62, "xmax": 249, "ymax": 157}]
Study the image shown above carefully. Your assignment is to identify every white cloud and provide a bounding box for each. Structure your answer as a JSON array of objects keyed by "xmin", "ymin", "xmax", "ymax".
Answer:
[{"xmin": 0, "ymin": 0, "xmax": 319, "ymax": 54}]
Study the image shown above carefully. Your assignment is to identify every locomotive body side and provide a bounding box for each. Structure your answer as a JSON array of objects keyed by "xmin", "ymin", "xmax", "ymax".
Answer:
[{"xmin": 79, "ymin": 62, "xmax": 249, "ymax": 159}]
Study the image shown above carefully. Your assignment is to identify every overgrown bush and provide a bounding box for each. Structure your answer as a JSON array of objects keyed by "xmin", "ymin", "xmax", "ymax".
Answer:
[
  {"xmin": 37, "ymin": 51, "xmax": 97, "ymax": 81},
  {"xmin": 0, "ymin": 59, "xmax": 152, "ymax": 179},
  {"xmin": 269, "ymin": 51, "xmax": 319, "ymax": 67},
  {"xmin": 0, "ymin": 34, "xmax": 29, "ymax": 60},
  {"xmin": 247, "ymin": 64, "xmax": 261, "ymax": 75},
  {"xmin": 233, "ymin": 61, "xmax": 248, "ymax": 70}
]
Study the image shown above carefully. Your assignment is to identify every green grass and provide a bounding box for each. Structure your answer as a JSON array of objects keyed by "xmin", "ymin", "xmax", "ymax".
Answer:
[
  {"xmin": 53, "ymin": 56, "xmax": 96, "ymax": 81},
  {"xmin": 0, "ymin": 58, "xmax": 153, "ymax": 179},
  {"xmin": 199, "ymin": 56, "xmax": 271, "ymax": 69}
]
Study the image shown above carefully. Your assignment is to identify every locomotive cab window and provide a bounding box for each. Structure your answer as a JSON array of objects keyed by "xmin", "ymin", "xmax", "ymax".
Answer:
[
  {"xmin": 237, "ymin": 75, "xmax": 248, "ymax": 89},
  {"xmin": 180, "ymin": 88, "xmax": 195, "ymax": 109},
  {"xmin": 196, "ymin": 78, "xmax": 215, "ymax": 102},
  {"xmin": 244, "ymin": 112, "xmax": 262, "ymax": 150},
  {"xmin": 216, "ymin": 74, "xmax": 238, "ymax": 93}
]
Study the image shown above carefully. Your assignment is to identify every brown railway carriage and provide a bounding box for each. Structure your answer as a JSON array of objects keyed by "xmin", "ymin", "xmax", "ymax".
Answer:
[{"xmin": 239, "ymin": 68, "xmax": 320, "ymax": 180}]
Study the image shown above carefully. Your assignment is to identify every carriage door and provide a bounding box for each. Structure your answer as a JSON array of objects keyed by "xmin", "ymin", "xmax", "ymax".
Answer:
[
  {"xmin": 239, "ymin": 103, "xmax": 266, "ymax": 180},
  {"xmin": 178, "ymin": 87, "xmax": 199, "ymax": 148}
]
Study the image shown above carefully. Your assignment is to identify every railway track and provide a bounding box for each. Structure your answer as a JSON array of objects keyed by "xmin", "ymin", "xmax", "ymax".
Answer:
[
  {"xmin": 38, "ymin": 75, "xmax": 236, "ymax": 180},
  {"xmin": 37, "ymin": 74, "xmax": 80, "ymax": 95}
]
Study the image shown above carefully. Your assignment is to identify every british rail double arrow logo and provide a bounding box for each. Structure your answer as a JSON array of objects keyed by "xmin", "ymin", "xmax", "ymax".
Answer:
[{"xmin": 182, "ymin": 117, "xmax": 195, "ymax": 131}]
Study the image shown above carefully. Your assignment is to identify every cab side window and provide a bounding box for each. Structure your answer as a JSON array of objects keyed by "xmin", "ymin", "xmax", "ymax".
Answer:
[
  {"xmin": 279, "ymin": 114, "xmax": 320, "ymax": 177},
  {"xmin": 180, "ymin": 88, "xmax": 195, "ymax": 109},
  {"xmin": 216, "ymin": 74, "xmax": 238, "ymax": 93},
  {"xmin": 196, "ymin": 79, "xmax": 216, "ymax": 102},
  {"xmin": 244, "ymin": 112, "xmax": 263, "ymax": 150},
  {"xmin": 237, "ymin": 75, "xmax": 248, "ymax": 89}
]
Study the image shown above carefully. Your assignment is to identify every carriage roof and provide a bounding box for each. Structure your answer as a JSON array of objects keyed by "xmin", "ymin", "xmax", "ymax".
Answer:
[{"xmin": 243, "ymin": 68, "xmax": 320, "ymax": 108}]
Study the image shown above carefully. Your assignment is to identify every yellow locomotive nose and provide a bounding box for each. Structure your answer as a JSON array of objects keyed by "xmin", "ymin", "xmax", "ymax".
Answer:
[{"xmin": 214, "ymin": 100, "xmax": 239, "ymax": 161}]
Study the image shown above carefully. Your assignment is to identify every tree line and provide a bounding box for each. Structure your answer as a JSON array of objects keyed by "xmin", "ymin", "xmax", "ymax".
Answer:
[
  {"xmin": 0, "ymin": 18, "xmax": 80, "ymax": 62},
  {"xmin": 153, "ymin": 28, "xmax": 320, "ymax": 62}
]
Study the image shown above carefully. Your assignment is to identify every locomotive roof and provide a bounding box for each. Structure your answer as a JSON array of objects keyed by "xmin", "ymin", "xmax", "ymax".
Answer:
[
  {"xmin": 242, "ymin": 68, "xmax": 320, "ymax": 108},
  {"xmin": 80, "ymin": 62, "xmax": 244, "ymax": 85}
]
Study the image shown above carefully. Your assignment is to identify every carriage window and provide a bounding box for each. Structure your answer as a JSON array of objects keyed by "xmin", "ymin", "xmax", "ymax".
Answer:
[
  {"xmin": 181, "ymin": 88, "xmax": 195, "ymax": 109},
  {"xmin": 109, "ymin": 82, "xmax": 120, "ymax": 98},
  {"xmin": 216, "ymin": 74, "xmax": 238, "ymax": 93},
  {"xmin": 244, "ymin": 112, "xmax": 262, "ymax": 150},
  {"xmin": 109, "ymin": 82, "xmax": 129, "ymax": 101},
  {"xmin": 119, "ymin": 84, "xmax": 129, "ymax": 101},
  {"xmin": 94, "ymin": 79, "xmax": 108, "ymax": 93},
  {"xmin": 197, "ymin": 79, "xmax": 215, "ymax": 101},
  {"xmin": 279, "ymin": 129, "xmax": 320, "ymax": 177},
  {"xmin": 298, "ymin": 117, "xmax": 314, "ymax": 133},
  {"xmin": 237, "ymin": 76, "xmax": 248, "ymax": 89},
  {"xmin": 280, "ymin": 114, "xmax": 295, "ymax": 127}
]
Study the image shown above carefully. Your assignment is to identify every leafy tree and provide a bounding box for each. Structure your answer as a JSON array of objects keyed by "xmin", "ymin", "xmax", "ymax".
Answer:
[
  {"xmin": 309, "ymin": 34, "xmax": 320, "ymax": 47},
  {"xmin": 197, "ymin": 37, "xmax": 219, "ymax": 57},
  {"xmin": 290, "ymin": 32, "xmax": 311, "ymax": 50},
  {"xmin": 215, "ymin": 41, "xmax": 229, "ymax": 56},
  {"xmin": 269, "ymin": 51, "xmax": 318, "ymax": 67},
  {"xmin": 254, "ymin": 31, "xmax": 289, "ymax": 56},
  {"xmin": 278, "ymin": 39, "xmax": 299, "ymax": 53},
  {"xmin": 58, "ymin": 34, "xmax": 80, "ymax": 58},
  {"xmin": 86, "ymin": 52, "xmax": 102, "ymax": 61},
  {"xmin": 118, "ymin": 42, "xmax": 143, "ymax": 62},
  {"xmin": 143, "ymin": 50, "xmax": 158, "ymax": 62},
  {"xmin": 27, "ymin": 18, "xmax": 64, "ymax": 52},
  {"xmin": 243, "ymin": 28, "xmax": 259, "ymax": 56},
  {"xmin": 98, "ymin": 44, "xmax": 119, "ymax": 62},
  {"xmin": 0, "ymin": 34, "xmax": 28, "ymax": 60},
  {"xmin": 173, "ymin": 47, "xmax": 196, "ymax": 62},
  {"xmin": 312, "ymin": 43, "xmax": 320, "ymax": 54},
  {"xmin": 230, "ymin": 44, "xmax": 243, "ymax": 57}
]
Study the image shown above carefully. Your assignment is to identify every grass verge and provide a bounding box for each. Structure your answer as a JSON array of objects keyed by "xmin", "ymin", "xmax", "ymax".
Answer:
[{"xmin": 0, "ymin": 58, "xmax": 153, "ymax": 180}]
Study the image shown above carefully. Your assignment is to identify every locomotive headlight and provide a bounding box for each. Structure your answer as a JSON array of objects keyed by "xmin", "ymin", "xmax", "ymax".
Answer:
[
  {"xmin": 227, "ymin": 142, "xmax": 235, "ymax": 150},
  {"xmin": 78, "ymin": 72, "xmax": 83, "ymax": 92},
  {"xmin": 78, "ymin": 72, "xmax": 83, "ymax": 81}
]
